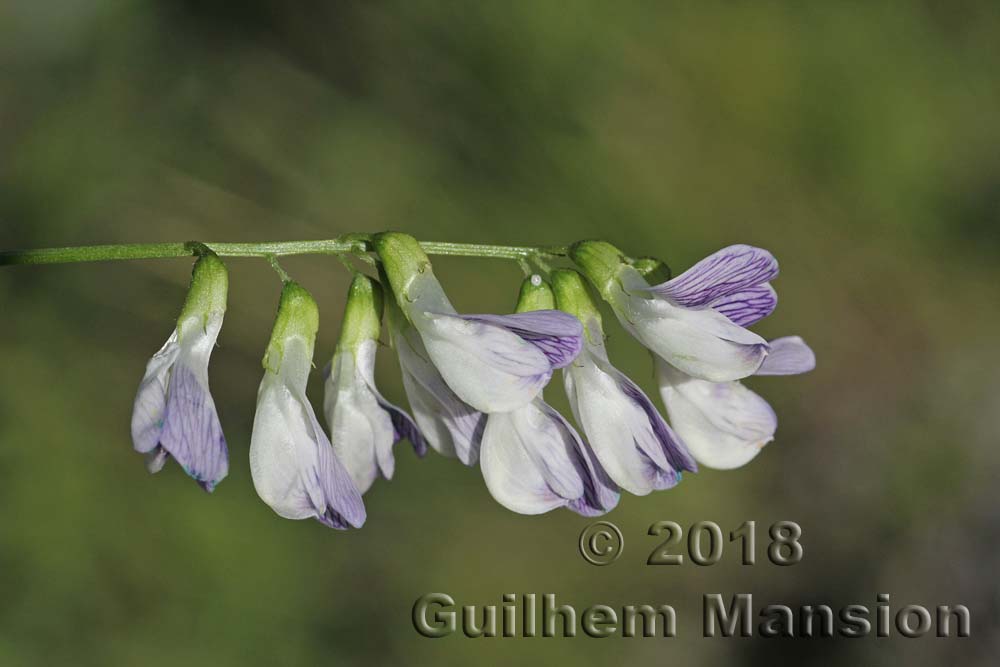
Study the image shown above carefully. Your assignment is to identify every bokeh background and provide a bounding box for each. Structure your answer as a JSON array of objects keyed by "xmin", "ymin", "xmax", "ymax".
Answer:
[{"xmin": 2, "ymin": 1, "xmax": 998, "ymax": 664}]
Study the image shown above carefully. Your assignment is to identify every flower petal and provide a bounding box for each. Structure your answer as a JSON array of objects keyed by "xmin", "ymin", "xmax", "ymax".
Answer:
[
  {"xmin": 480, "ymin": 398, "xmax": 618, "ymax": 516},
  {"xmin": 648, "ymin": 245, "xmax": 778, "ymax": 307},
  {"xmin": 458, "ymin": 311, "xmax": 583, "ymax": 368},
  {"xmin": 417, "ymin": 312, "xmax": 552, "ymax": 413},
  {"xmin": 657, "ymin": 359, "xmax": 777, "ymax": 470},
  {"xmin": 307, "ymin": 407, "xmax": 367, "ymax": 529},
  {"xmin": 756, "ymin": 336, "xmax": 816, "ymax": 376},
  {"xmin": 325, "ymin": 347, "xmax": 396, "ymax": 493},
  {"xmin": 711, "ymin": 283, "xmax": 777, "ymax": 327},
  {"xmin": 250, "ymin": 373, "xmax": 366, "ymax": 529},
  {"xmin": 394, "ymin": 325, "xmax": 486, "ymax": 465},
  {"xmin": 621, "ymin": 295, "xmax": 769, "ymax": 382},
  {"xmin": 565, "ymin": 347, "xmax": 694, "ymax": 496},
  {"xmin": 130, "ymin": 333, "xmax": 180, "ymax": 454},
  {"xmin": 157, "ymin": 359, "xmax": 228, "ymax": 492}
]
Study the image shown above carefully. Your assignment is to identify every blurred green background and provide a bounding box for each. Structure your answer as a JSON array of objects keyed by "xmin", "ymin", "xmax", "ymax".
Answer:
[{"xmin": 2, "ymin": 1, "xmax": 998, "ymax": 664}]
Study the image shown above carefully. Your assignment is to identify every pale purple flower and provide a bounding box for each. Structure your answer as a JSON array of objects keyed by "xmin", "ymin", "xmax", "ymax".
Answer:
[{"xmin": 130, "ymin": 253, "xmax": 228, "ymax": 492}]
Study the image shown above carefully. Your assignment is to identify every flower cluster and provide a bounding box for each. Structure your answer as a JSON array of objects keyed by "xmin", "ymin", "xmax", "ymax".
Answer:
[{"xmin": 130, "ymin": 234, "xmax": 813, "ymax": 529}]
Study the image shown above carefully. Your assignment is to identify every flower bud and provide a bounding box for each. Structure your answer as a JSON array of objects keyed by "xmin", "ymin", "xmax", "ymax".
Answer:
[{"xmin": 514, "ymin": 274, "xmax": 555, "ymax": 313}]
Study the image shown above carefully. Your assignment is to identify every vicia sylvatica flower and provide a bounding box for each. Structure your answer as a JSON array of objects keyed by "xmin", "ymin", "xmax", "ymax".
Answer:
[
  {"xmin": 657, "ymin": 335, "xmax": 815, "ymax": 469},
  {"xmin": 323, "ymin": 274, "xmax": 426, "ymax": 494},
  {"xmin": 383, "ymin": 277, "xmax": 486, "ymax": 465},
  {"xmin": 250, "ymin": 281, "xmax": 366, "ymax": 529},
  {"xmin": 374, "ymin": 232, "xmax": 583, "ymax": 413},
  {"xmin": 571, "ymin": 241, "xmax": 772, "ymax": 383},
  {"xmin": 130, "ymin": 251, "xmax": 229, "ymax": 492},
  {"xmin": 552, "ymin": 269, "xmax": 697, "ymax": 496},
  {"xmin": 5, "ymin": 232, "xmax": 815, "ymax": 531},
  {"xmin": 480, "ymin": 275, "xmax": 619, "ymax": 516}
]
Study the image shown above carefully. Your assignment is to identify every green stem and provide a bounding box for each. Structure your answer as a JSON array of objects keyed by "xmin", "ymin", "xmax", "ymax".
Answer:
[{"xmin": 0, "ymin": 238, "xmax": 569, "ymax": 267}]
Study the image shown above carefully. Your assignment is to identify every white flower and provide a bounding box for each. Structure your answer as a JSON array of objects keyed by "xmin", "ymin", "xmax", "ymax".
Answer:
[
  {"xmin": 657, "ymin": 336, "xmax": 815, "ymax": 469},
  {"xmin": 553, "ymin": 269, "xmax": 696, "ymax": 496},
  {"xmin": 323, "ymin": 275, "xmax": 425, "ymax": 494},
  {"xmin": 250, "ymin": 282, "xmax": 365, "ymax": 529}
]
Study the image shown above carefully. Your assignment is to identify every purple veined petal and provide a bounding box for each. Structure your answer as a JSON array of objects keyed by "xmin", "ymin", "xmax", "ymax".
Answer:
[
  {"xmin": 308, "ymin": 408, "xmax": 367, "ymax": 529},
  {"xmin": 533, "ymin": 401, "xmax": 619, "ymax": 517},
  {"xmin": 373, "ymin": 390, "xmax": 428, "ymax": 458},
  {"xmin": 395, "ymin": 327, "xmax": 486, "ymax": 465},
  {"xmin": 606, "ymin": 360, "xmax": 698, "ymax": 476},
  {"xmin": 565, "ymin": 347, "xmax": 695, "ymax": 496},
  {"xmin": 648, "ymin": 245, "xmax": 778, "ymax": 307},
  {"xmin": 480, "ymin": 398, "xmax": 619, "ymax": 516},
  {"xmin": 457, "ymin": 311, "xmax": 584, "ymax": 369},
  {"xmin": 711, "ymin": 283, "xmax": 777, "ymax": 327},
  {"xmin": 157, "ymin": 360, "xmax": 228, "ymax": 492},
  {"xmin": 756, "ymin": 336, "xmax": 816, "ymax": 376}
]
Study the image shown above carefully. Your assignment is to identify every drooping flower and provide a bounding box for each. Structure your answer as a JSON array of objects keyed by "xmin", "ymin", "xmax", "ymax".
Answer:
[
  {"xmin": 323, "ymin": 274, "xmax": 426, "ymax": 494},
  {"xmin": 374, "ymin": 232, "xmax": 583, "ymax": 413},
  {"xmin": 130, "ymin": 251, "xmax": 229, "ymax": 492},
  {"xmin": 571, "ymin": 241, "xmax": 772, "ymax": 382},
  {"xmin": 656, "ymin": 336, "xmax": 815, "ymax": 470},
  {"xmin": 250, "ymin": 281, "xmax": 366, "ymax": 530},
  {"xmin": 383, "ymin": 273, "xmax": 486, "ymax": 465},
  {"xmin": 480, "ymin": 275, "xmax": 620, "ymax": 515},
  {"xmin": 552, "ymin": 269, "xmax": 697, "ymax": 496}
]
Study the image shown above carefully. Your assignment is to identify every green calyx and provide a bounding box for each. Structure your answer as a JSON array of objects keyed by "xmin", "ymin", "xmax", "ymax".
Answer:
[
  {"xmin": 336, "ymin": 274, "xmax": 384, "ymax": 352},
  {"xmin": 631, "ymin": 256, "xmax": 672, "ymax": 284},
  {"xmin": 177, "ymin": 251, "xmax": 228, "ymax": 342},
  {"xmin": 372, "ymin": 232, "xmax": 433, "ymax": 305},
  {"xmin": 568, "ymin": 240, "xmax": 630, "ymax": 299},
  {"xmin": 515, "ymin": 274, "xmax": 555, "ymax": 313},
  {"xmin": 263, "ymin": 281, "xmax": 320, "ymax": 373},
  {"xmin": 551, "ymin": 269, "xmax": 604, "ymax": 344}
]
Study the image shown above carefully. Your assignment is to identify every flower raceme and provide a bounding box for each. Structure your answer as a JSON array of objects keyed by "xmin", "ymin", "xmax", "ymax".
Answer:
[
  {"xmin": 131, "ymin": 251, "xmax": 229, "ymax": 492},
  {"xmin": 249, "ymin": 282, "xmax": 366, "ymax": 530},
  {"xmin": 86, "ymin": 233, "xmax": 811, "ymax": 530},
  {"xmin": 479, "ymin": 275, "xmax": 619, "ymax": 516},
  {"xmin": 323, "ymin": 274, "xmax": 426, "ymax": 494}
]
